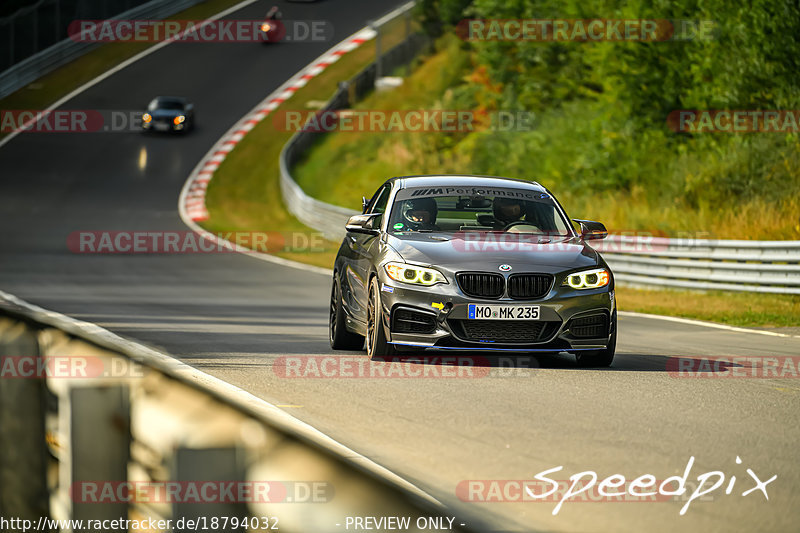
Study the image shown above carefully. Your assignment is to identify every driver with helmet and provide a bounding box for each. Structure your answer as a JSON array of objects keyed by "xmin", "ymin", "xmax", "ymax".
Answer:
[
  {"xmin": 401, "ymin": 198, "xmax": 440, "ymax": 231},
  {"xmin": 492, "ymin": 197, "xmax": 526, "ymax": 228}
]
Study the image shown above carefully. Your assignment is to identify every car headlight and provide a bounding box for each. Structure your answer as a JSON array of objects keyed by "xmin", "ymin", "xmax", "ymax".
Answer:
[
  {"xmin": 142, "ymin": 113, "xmax": 152, "ymax": 123},
  {"xmin": 173, "ymin": 115, "xmax": 186, "ymax": 125},
  {"xmin": 384, "ymin": 262, "xmax": 447, "ymax": 286},
  {"xmin": 563, "ymin": 268, "xmax": 610, "ymax": 290}
]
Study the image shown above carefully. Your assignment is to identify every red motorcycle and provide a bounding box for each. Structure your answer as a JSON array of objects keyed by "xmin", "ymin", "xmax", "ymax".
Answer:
[{"xmin": 260, "ymin": 6, "xmax": 286, "ymax": 43}]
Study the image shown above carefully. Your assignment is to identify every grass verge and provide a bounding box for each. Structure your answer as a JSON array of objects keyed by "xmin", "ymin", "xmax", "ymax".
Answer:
[
  {"xmin": 286, "ymin": 36, "xmax": 800, "ymax": 328},
  {"xmin": 615, "ymin": 286, "xmax": 799, "ymax": 328},
  {"xmin": 201, "ymin": 17, "xmax": 412, "ymax": 270}
]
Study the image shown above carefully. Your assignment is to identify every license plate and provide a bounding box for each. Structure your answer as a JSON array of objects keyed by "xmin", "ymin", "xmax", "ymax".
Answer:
[
  {"xmin": 154, "ymin": 122, "xmax": 169, "ymax": 131},
  {"xmin": 468, "ymin": 304, "xmax": 540, "ymax": 320}
]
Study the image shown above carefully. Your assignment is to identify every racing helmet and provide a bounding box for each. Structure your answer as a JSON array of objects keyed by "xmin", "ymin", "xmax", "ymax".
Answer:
[
  {"xmin": 402, "ymin": 198, "xmax": 438, "ymax": 228},
  {"xmin": 493, "ymin": 197, "xmax": 524, "ymax": 224}
]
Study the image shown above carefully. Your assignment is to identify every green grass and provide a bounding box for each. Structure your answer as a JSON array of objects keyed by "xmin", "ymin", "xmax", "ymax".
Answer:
[
  {"xmin": 198, "ymin": 20, "xmax": 798, "ymax": 328},
  {"xmin": 285, "ymin": 34, "xmax": 799, "ymax": 327},
  {"xmin": 616, "ymin": 286, "xmax": 800, "ymax": 328},
  {"xmin": 293, "ymin": 34, "xmax": 800, "ymax": 241},
  {"xmin": 201, "ymin": 17, "xmax": 414, "ymax": 269}
]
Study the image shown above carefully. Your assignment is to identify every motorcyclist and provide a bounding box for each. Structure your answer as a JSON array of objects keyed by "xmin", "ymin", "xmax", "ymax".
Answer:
[{"xmin": 266, "ymin": 6, "xmax": 282, "ymax": 20}]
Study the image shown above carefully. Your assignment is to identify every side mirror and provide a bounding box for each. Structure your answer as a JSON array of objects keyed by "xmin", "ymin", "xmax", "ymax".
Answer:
[
  {"xmin": 573, "ymin": 219, "xmax": 608, "ymax": 240},
  {"xmin": 346, "ymin": 213, "xmax": 381, "ymax": 234},
  {"xmin": 361, "ymin": 196, "xmax": 369, "ymax": 213}
]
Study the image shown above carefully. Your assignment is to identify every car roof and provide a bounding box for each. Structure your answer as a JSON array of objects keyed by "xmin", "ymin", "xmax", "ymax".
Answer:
[
  {"xmin": 392, "ymin": 174, "xmax": 545, "ymax": 191},
  {"xmin": 154, "ymin": 96, "xmax": 187, "ymax": 104}
]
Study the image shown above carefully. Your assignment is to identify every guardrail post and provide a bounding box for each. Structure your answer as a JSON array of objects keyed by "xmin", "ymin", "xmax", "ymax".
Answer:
[
  {"xmin": 371, "ymin": 22, "xmax": 382, "ymax": 84},
  {"xmin": 0, "ymin": 320, "xmax": 48, "ymax": 522},
  {"xmin": 172, "ymin": 448, "xmax": 247, "ymax": 532},
  {"xmin": 69, "ymin": 385, "xmax": 130, "ymax": 530}
]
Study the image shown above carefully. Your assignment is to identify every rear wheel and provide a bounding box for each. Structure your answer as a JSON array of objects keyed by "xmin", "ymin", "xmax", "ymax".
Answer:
[
  {"xmin": 575, "ymin": 311, "xmax": 616, "ymax": 368},
  {"xmin": 366, "ymin": 277, "xmax": 397, "ymax": 359},
  {"xmin": 329, "ymin": 275, "xmax": 364, "ymax": 350}
]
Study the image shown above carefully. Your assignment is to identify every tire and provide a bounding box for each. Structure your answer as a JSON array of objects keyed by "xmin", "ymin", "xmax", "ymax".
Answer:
[
  {"xmin": 575, "ymin": 311, "xmax": 616, "ymax": 368},
  {"xmin": 329, "ymin": 275, "xmax": 364, "ymax": 350},
  {"xmin": 366, "ymin": 276, "xmax": 397, "ymax": 359}
]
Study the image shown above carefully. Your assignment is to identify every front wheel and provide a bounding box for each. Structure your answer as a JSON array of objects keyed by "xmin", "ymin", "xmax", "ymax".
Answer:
[
  {"xmin": 329, "ymin": 275, "xmax": 364, "ymax": 350},
  {"xmin": 575, "ymin": 312, "xmax": 616, "ymax": 368},
  {"xmin": 366, "ymin": 277, "xmax": 396, "ymax": 359}
]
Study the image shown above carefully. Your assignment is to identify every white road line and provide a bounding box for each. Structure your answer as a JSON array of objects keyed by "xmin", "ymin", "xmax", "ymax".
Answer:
[
  {"xmin": 619, "ymin": 311, "xmax": 800, "ymax": 339},
  {"xmin": 176, "ymin": 24, "xmax": 395, "ymax": 276},
  {"xmin": 0, "ymin": 0, "xmax": 262, "ymax": 151},
  {"xmin": 0, "ymin": 0, "xmax": 441, "ymax": 512}
]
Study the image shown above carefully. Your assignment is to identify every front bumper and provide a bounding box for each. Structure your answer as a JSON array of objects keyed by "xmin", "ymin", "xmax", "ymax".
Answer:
[
  {"xmin": 142, "ymin": 119, "xmax": 185, "ymax": 132},
  {"xmin": 376, "ymin": 271, "xmax": 615, "ymax": 353}
]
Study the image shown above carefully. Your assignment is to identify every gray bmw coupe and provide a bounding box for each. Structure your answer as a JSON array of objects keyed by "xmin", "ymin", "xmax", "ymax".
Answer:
[{"xmin": 329, "ymin": 175, "xmax": 617, "ymax": 367}]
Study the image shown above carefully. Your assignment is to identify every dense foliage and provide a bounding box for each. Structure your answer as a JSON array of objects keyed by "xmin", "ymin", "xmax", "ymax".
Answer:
[{"xmin": 408, "ymin": 0, "xmax": 800, "ymax": 236}]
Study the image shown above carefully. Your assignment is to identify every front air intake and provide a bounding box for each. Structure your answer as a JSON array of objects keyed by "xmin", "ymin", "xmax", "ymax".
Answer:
[
  {"xmin": 507, "ymin": 273, "xmax": 553, "ymax": 299},
  {"xmin": 456, "ymin": 272, "xmax": 505, "ymax": 299}
]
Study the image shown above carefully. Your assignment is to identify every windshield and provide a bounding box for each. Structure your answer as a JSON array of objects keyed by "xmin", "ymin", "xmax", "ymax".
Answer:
[
  {"xmin": 388, "ymin": 185, "xmax": 572, "ymax": 235},
  {"xmin": 148, "ymin": 98, "xmax": 184, "ymax": 111}
]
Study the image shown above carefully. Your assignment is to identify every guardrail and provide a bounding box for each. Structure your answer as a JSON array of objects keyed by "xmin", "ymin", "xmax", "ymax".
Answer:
[
  {"xmin": 0, "ymin": 0, "xmax": 206, "ymax": 99},
  {"xmin": 602, "ymin": 236, "xmax": 800, "ymax": 294},
  {"xmin": 0, "ymin": 291, "xmax": 486, "ymax": 532},
  {"xmin": 279, "ymin": 1, "xmax": 428, "ymax": 240}
]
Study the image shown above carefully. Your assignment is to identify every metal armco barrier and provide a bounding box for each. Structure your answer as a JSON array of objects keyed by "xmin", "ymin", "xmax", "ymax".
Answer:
[
  {"xmin": 0, "ymin": 293, "xmax": 487, "ymax": 532},
  {"xmin": 0, "ymin": 0, "xmax": 206, "ymax": 99},
  {"xmin": 602, "ymin": 236, "xmax": 800, "ymax": 294},
  {"xmin": 278, "ymin": 61, "xmax": 800, "ymax": 294},
  {"xmin": 279, "ymin": 4, "xmax": 429, "ymax": 241},
  {"xmin": 276, "ymin": 6, "xmax": 799, "ymax": 296}
]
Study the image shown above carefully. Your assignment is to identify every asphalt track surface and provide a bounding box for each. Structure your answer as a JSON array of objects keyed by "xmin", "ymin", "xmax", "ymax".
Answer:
[{"xmin": 1, "ymin": 1, "xmax": 799, "ymax": 531}]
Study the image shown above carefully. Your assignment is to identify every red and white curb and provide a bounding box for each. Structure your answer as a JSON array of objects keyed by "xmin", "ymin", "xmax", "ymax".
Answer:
[{"xmin": 180, "ymin": 26, "xmax": 377, "ymax": 222}]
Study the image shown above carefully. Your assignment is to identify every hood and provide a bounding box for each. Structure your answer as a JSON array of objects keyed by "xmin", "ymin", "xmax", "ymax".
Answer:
[
  {"xmin": 386, "ymin": 233, "xmax": 599, "ymax": 274},
  {"xmin": 149, "ymin": 108, "xmax": 184, "ymax": 119}
]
